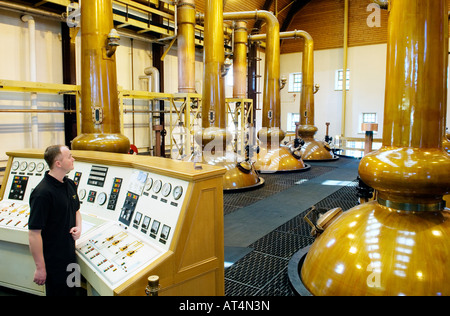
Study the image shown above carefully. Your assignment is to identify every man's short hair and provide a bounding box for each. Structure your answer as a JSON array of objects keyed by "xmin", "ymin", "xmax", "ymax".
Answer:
[{"xmin": 44, "ymin": 145, "xmax": 63, "ymax": 169}]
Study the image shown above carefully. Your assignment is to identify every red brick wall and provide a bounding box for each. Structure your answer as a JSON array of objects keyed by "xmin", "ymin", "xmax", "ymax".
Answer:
[{"xmin": 281, "ymin": 0, "xmax": 450, "ymax": 54}]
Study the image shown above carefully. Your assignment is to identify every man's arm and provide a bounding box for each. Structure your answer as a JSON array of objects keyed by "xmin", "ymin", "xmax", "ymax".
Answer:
[
  {"xmin": 28, "ymin": 229, "xmax": 46, "ymax": 285},
  {"xmin": 69, "ymin": 210, "xmax": 82, "ymax": 240}
]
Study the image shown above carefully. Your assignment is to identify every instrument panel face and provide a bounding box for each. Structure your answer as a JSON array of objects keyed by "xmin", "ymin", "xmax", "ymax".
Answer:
[
  {"xmin": 1, "ymin": 157, "xmax": 48, "ymax": 232},
  {"xmin": 69, "ymin": 162, "xmax": 188, "ymax": 251},
  {"xmin": 1, "ymin": 155, "xmax": 190, "ymax": 293},
  {"xmin": 76, "ymin": 221, "xmax": 164, "ymax": 288}
]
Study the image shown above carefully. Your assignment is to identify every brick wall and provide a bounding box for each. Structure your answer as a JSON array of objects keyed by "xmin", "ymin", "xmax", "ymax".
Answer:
[{"xmin": 281, "ymin": 0, "xmax": 449, "ymax": 54}]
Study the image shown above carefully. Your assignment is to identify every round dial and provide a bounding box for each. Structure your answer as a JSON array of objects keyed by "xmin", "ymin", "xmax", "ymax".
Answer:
[
  {"xmin": 162, "ymin": 183, "xmax": 172, "ymax": 197},
  {"xmin": 12, "ymin": 161, "xmax": 19, "ymax": 171},
  {"xmin": 173, "ymin": 186, "xmax": 183, "ymax": 200},
  {"xmin": 153, "ymin": 180, "xmax": 162, "ymax": 193},
  {"xmin": 28, "ymin": 162, "xmax": 36, "ymax": 172},
  {"xmin": 145, "ymin": 178, "xmax": 153, "ymax": 191},
  {"xmin": 20, "ymin": 161, "xmax": 28, "ymax": 171},
  {"xmin": 97, "ymin": 192, "xmax": 107, "ymax": 205},
  {"xmin": 36, "ymin": 162, "xmax": 45, "ymax": 172},
  {"xmin": 78, "ymin": 189, "xmax": 86, "ymax": 200}
]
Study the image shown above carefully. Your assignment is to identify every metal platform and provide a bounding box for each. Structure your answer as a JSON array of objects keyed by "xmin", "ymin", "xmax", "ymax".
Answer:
[{"xmin": 224, "ymin": 157, "xmax": 360, "ymax": 296}]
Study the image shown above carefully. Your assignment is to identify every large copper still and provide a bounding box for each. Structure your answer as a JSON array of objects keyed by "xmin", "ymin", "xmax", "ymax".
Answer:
[
  {"xmin": 285, "ymin": 31, "xmax": 335, "ymax": 161},
  {"xmin": 71, "ymin": 0, "xmax": 130, "ymax": 153},
  {"xmin": 300, "ymin": 0, "xmax": 450, "ymax": 296},
  {"xmin": 223, "ymin": 12, "xmax": 307, "ymax": 173},
  {"xmin": 251, "ymin": 30, "xmax": 335, "ymax": 161},
  {"xmin": 193, "ymin": 1, "xmax": 263, "ymax": 191}
]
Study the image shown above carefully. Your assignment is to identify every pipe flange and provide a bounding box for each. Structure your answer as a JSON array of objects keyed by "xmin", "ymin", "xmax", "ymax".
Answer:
[{"xmin": 378, "ymin": 198, "xmax": 446, "ymax": 212}]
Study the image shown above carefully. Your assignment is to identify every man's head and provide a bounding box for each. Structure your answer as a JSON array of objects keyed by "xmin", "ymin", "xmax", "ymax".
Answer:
[{"xmin": 44, "ymin": 145, "xmax": 75, "ymax": 173}]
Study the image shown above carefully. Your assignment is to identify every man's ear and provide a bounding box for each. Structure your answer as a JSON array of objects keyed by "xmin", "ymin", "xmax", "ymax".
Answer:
[{"xmin": 54, "ymin": 159, "xmax": 62, "ymax": 168}]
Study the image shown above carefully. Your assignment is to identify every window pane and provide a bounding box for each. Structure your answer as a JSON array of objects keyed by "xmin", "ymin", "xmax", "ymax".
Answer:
[{"xmin": 289, "ymin": 73, "xmax": 302, "ymax": 92}]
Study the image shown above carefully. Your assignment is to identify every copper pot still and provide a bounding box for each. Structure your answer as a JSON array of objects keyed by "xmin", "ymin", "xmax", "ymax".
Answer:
[
  {"xmin": 301, "ymin": 0, "xmax": 450, "ymax": 296},
  {"xmin": 71, "ymin": 0, "xmax": 130, "ymax": 153}
]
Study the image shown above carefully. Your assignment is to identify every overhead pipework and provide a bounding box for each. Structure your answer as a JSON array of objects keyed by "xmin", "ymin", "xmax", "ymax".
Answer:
[
  {"xmin": 296, "ymin": 0, "xmax": 450, "ymax": 296},
  {"xmin": 71, "ymin": 0, "xmax": 130, "ymax": 153}
]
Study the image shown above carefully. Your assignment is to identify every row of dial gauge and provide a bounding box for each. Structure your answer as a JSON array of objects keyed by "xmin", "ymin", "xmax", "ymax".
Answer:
[
  {"xmin": 11, "ymin": 161, "xmax": 46, "ymax": 173},
  {"xmin": 144, "ymin": 178, "xmax": 183, "ymax": 200},
  {"xmin": 78, "ymin": 179, "xmax": 184, "ymax": 205}
]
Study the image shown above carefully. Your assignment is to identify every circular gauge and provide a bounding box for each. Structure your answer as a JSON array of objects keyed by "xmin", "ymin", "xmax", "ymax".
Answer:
[
  {"xmin": 36, "ymin": 162, "xmax": 45, "ymax": 172},
  {"xmin": 97, "ymin": 192, "xmax": 107, "ymax": 206},
  {"xmin": 20, "ymin": 161, "xmax": 28, "ymax": 171},
  {"xmin": 12, "ymin": 161, "xmax": 19, "ymax": 171},
  {"xmin": 153, "ymin": 180, "xmax": 162, "ymax": 193},
  {"xmin": 162, "ymin": 183, "xmax": 172, "ymax": 197},
  {"xmin": 173, "ymin": 186, "xmax": 183, "ymax": 200},
  {"xmin": 28, "ymin": 162, "xmax": 36, "ymax": 172},
  {"xmin": 145, "ymin": 178, "xmax": 153, "ymax": 191},
  {"xmin": 78, "ymin": 189, "xmax": 86, "ymax": 200}
]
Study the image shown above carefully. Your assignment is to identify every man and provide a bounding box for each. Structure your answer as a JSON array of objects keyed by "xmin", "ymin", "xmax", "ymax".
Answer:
[{"xmin": 28, "ymin": 145, "xmax": 82, "ymax": 296}]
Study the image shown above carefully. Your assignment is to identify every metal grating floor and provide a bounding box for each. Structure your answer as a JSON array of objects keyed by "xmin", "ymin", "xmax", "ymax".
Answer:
[
  {"xmin": 224, "ymin": 166, "xmax": 335, "ymax": 215},
  {"xmin": 224, "ymin": 164, "xmax": 360, "ymax": 296}
]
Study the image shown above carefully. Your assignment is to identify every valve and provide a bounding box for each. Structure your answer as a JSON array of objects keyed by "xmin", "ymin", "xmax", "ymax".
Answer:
[
  {"xmin": 304, "ymin": 206, "xmax": 343, "ymax": 237},
  {"xmin": 145, "ymin": 275, "xmax": 160, "ymax": 296},
  {"xmin": 106, "ymin": 29, "xmax": 120, "ymax": 58}
]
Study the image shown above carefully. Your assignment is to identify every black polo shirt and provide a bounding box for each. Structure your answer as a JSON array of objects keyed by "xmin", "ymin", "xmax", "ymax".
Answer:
[{"xmin": 29, "ymin": 171, "xmax": 80, "ymax": 273}]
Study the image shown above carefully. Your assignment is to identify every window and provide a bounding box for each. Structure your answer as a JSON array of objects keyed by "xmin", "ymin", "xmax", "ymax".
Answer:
[
  {"xmin": 335, "ymin": 69, "xmax": 350, "ymax": 90},
  {"xmin": 359, "ymin": 112, "xmax": 378, "ymax": 134},
  {"xmin": 288, "ymin": 73, "xmax": 302, "ymax": 92},
  {"xmin": 287, "ymin": 113, "xmax": 300, "ymax": 132},
  {"xmin": 362, "ymin": 112, "xmax": 377, "ymax": 124}
]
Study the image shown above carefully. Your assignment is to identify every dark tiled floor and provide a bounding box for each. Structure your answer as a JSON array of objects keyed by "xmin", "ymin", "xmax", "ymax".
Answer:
[{"xmin": 223, "ymin": 157, "xmax": 360, "ymax": 296}]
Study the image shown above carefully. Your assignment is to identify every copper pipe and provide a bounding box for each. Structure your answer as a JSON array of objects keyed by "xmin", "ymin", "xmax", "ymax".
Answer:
[
  {"xmin": 233, "ymin": 21, "xmax": 248, "ymax": 99},
  {"xmin": 177, "ymin": 0, "xmax": 196, "ymax": 93},
  {"xmin": 71, "ymin": 0, "xmax": 130, "ymax": 153},
  {"xmin": 359, "ymin": 0, "xmax": 450, "ymax": 205},
  {"xmin": 202, "ymin": 0, "xmax": 226, "ymax": 130},
  {"xmin": 224, "ymin": 11, "xmax": 280, "ymax": 131},
  {"xmin": 250, "ymin": 30, "xmax": 315, "ymax": 135}
]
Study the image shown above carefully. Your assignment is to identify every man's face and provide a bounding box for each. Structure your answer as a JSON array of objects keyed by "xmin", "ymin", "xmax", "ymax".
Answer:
[{"xmin": 56, "ymin": 146, "xmax": 75, "ymax": 173}]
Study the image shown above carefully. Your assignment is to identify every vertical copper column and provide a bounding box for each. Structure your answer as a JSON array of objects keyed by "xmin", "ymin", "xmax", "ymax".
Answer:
[
  {"xmin": 177, "ymin": 0, "xmax": 196, "ymax": 93},
  {"xmin": 233, "ymin": 21, "xmax": 248, "ymax": 99},
  {"xmin": 203, "ymin": 0, "xmax": 225, "ymax": 131},
  {"xmin": 71, "ymin": 0, "xmax": 130, "ymax": 153},
  {"xmin": 293, "ymin": 30, "xmax": 333, "ymax": 160},
  {"xmin": 195, "ymin": 0, "xmax": 229, "ymax": 151},
  {"xmin": 296, "ymin": 31, "xmax": 318, "ymax": 138}
]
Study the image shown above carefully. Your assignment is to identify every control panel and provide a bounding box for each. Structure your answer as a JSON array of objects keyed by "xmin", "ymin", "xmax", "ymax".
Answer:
[
  {"xmin": 0, "ymin": 150, "xmax": 225, "ymax": 296},
  {"xmin": 0, "ymin": 157, "xmax": 48, "ymax": 237}
]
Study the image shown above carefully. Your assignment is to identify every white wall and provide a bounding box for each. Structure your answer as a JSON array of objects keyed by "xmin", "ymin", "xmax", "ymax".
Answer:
[
  {"xmin": 280, "ymin": 43, "xmax": 450, "ymax": 142},
  {"xmin": 0, "ymin": 11, "xmax": 65, "ymax": 161}
]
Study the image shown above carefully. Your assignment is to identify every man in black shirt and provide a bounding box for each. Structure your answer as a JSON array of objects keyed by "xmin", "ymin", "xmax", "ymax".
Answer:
[{"xmin": 29, "ymin": 145, "xmax": 82, "ymax": 296}]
